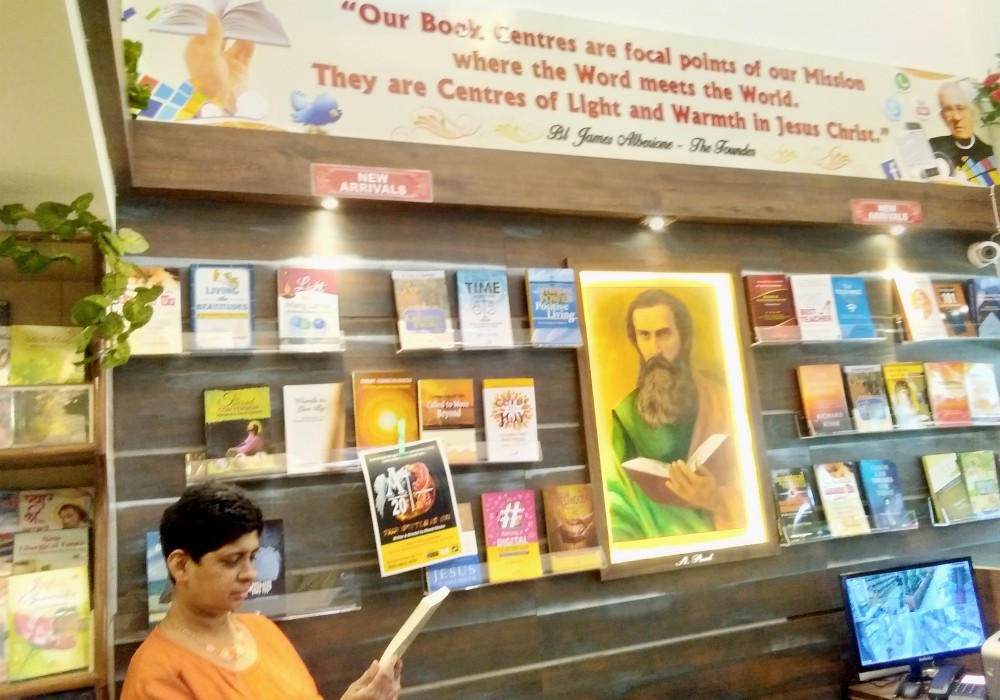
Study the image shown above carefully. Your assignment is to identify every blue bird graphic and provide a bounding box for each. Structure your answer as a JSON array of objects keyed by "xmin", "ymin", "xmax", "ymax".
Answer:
[{"xmin": 290, "ymin": 91, "xmax": 343, "ymax": 133}]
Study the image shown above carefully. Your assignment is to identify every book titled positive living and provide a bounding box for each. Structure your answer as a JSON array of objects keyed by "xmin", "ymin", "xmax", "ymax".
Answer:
[{"xmin": 525, "ymin": 268, "xmax": 582, "ymax": 347}]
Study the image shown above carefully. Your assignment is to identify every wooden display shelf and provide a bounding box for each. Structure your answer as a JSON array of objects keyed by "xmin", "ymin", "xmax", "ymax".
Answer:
[
  {"xmin": 0, "ymin": 668, "xmax": 98, "ymax": 699},
  {"xmin": 0, "ymin": 443, "xmax": 100, "ymax": 468}
]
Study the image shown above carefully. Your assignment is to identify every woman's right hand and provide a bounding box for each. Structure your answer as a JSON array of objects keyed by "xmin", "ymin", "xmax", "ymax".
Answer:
[{"xmin": 340, "ymin": 658, "xmax": 402, "ymax": 700}]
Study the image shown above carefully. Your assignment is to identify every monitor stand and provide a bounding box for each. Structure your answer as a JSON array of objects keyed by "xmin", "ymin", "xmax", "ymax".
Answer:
[{"xmin": 895, "ymin": 661, "xmax": 929, "ymax": 699}]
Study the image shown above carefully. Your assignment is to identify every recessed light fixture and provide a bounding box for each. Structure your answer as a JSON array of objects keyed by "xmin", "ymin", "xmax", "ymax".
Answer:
[
  {"xmin": 320, "ymin": 196, "xmax": 339, "ymax": 210},
  {"xmin": 889, "ymin": 224, "xmax": 906, "ymax": 236},
  {"xmin": 644, "ymin": 215, "xmax": 667, "ymax": 232}
]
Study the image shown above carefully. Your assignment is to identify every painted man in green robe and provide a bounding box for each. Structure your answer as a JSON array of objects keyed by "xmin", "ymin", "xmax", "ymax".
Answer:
[{"xmin": 608, "ymin": 289, "xmax": 744, "ymax": 542}]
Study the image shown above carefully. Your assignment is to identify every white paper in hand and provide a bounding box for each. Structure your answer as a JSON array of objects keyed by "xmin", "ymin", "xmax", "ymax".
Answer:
[{"xmin": 380, "ymin": 586, "xmax": 450, "ymax": 665}]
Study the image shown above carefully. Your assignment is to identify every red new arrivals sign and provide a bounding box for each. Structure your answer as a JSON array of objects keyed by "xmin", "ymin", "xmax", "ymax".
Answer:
[
  {"xmin": 850, "ymin": 199, "xmax": 922, "ymax": 225},
  {"xmin": 311, "ymin": 164, "xmax": 433, "ymax": 203}
]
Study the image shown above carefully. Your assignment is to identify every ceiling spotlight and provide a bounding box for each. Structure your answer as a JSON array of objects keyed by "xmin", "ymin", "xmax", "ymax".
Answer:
[
  {"xmin": 320, "ymin": 196, "xmax": 339, "ymax": 211},
  {"xmin": 889, "ymin": 225, "xmax": 906, "ymax": 236},
  {"xmin": 645, "ymin": 215, "xmax": 667, "ymax": 232}
]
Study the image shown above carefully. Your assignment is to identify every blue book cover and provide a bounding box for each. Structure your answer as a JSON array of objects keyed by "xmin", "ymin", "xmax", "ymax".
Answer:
[
  {"xmin": 189, "ymin": 263, "xmax": 255, "ymax": 350},
  {"xmin": 456, "ymin": 269, "xmax": 514, "ymax": 348},
  {"xmin": 425, "ymin": 553, "xmax": 484, "ymax": 592},
  {"xmin": 145, "ymin": 531, "xmax": 172, "ymax": 626},
  {"xmin": 425, "ymin": 503, "xmax": 482, "ymax": 591},
  {"xmin": 857, "ymin": 459, "xmax": 911, "ymax": 530},
  {"xmin": 525, "ymin": 268, "xmax": 582, "ymax": 347},
  {"xmin": 968, "ymin": 276, "xmax": 1000, "ymax": 337},
  {"xmin": 831, "ymin": 276, "xmax": 877, "ymax": 339}
]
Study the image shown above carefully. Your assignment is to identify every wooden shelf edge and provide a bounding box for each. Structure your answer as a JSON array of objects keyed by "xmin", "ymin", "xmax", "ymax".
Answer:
[
  {"xmin": 0, "ymin": 668, "xmax": 99, "ymax": 699},
  {"xmin": 0, "ymin": 443, "xmax": 99, "ymax": 467}
]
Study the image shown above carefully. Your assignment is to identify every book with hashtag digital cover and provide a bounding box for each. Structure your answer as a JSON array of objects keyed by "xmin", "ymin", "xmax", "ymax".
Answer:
[{"xmin": 481, "ymin": 489, "xmax": 543, "ymax": 583}]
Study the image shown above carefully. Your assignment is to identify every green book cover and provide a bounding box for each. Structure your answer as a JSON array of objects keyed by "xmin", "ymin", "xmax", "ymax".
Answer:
[
  {"xmin": 957, "ymin": 450, "xmax": 1000, "ymax": 516},
  {"xmin": 8, "ymin": 565, "xmax": 90, "ymax": 681},
  {"xmin": 202, "ymin": 385, "xmax": 276, "ymax": 475},
  {"xmin": 8, "ymin": 326, "xmax": 84, "ymax": 386},
  {"xmin": 921, "ymin": 452, "xmax": 974, "ymax": 523}
]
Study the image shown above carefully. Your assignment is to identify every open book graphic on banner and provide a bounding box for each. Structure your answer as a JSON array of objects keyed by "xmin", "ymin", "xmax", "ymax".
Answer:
[{"xmin": 151, "ymin": 0, "xmax": 291, "ymax": 47}]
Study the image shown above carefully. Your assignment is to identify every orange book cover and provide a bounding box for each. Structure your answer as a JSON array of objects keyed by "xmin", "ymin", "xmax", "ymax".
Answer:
[
  {"xmin": 796, "ymin": 364, "xmax": 852, "ymax": 435},
  {"xmin": 352, "ymin": 370, "xmax": 419, "ymax": 449},
  {"xmin": 417, "ymin": 378, "xmax": 477, "ymax": 464},
  {"xmin": 923, "ymin": 361, "xmax": 972, "ymax": 426}
]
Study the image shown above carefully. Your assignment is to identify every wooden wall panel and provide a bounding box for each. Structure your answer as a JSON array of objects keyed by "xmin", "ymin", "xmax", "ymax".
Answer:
[
  {"xmin": 109, "ymin": 193, "xmax": 1000, "ymax": 699},
  {"xmin": 126, "ymin": 121, "xmax": 999, "ymax": 233}
]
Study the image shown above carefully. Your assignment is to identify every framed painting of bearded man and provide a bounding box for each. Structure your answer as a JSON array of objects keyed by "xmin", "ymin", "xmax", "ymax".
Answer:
[{"xmin": 575, "ymin": 270, "xmax": 776, "ymax": 578}]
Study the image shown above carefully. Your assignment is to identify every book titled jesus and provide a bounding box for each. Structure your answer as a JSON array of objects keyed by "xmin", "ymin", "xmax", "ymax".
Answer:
[
  {"xmin": 742, "ymin": 273, "xmax": 800, "ymax": 343},
  {"xmin": 190, "ymin": 264, "xmax": 254, "ymax": 351}
]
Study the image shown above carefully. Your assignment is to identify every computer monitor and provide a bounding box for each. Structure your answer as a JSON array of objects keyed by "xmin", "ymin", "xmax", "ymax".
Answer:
[{"xmin": 840, "ymin": 556, "xmax": 987, "ymax": 689}]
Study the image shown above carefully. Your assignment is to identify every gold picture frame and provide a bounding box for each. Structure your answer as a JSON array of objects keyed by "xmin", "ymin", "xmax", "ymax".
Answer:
[{"xmin": 575, "ymin": 269, "xmax": 776, "ymax": 579}]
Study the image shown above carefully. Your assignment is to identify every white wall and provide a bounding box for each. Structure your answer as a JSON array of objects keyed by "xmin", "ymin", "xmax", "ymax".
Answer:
[{"xmin": 512, "ymin": 0, "xmax": 996, "ymax": 77}]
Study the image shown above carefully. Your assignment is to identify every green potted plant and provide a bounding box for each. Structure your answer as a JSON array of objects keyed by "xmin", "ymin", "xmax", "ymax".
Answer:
[{"xmin": 0, "ymin": 193, "xmax": 162, "ymax": 369}]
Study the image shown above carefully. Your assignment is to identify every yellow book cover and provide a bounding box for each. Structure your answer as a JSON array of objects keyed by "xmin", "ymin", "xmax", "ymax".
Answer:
[
  {"xmin": 8, "ymin": 565, "xmax": 90, "ymax": 681},
  {"xmin": 202, "ymin": 385, "xmax": 276, "ymax": 475},
  {"xmin": 541, "ymin": 484, "xmax": 601, "ymax": 574},
  {"xmin": 8, "ymin": 326, "xmax": 84, "ymax": 386},
  {"xmin": 417, "ymin": 378, "xmax": 476, "ymax": 464},
  {"xmin": 882, "ymin": 362, "xmax": 932, "ymax": 428},
  {"xmin": 352, "ymin": 370, "xmax": 418, "ymax": 449}
]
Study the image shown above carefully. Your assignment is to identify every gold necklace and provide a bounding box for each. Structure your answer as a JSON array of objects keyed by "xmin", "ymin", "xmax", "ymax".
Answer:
[{"xmin": 174, "ymin": 613, "xmax": 248, "ymax": 662}]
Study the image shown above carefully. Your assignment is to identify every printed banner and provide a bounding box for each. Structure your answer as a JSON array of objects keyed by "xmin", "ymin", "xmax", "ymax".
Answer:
[{"xmin": 124, "ymin": 1, "xmax": 997, "ymax": 186}]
